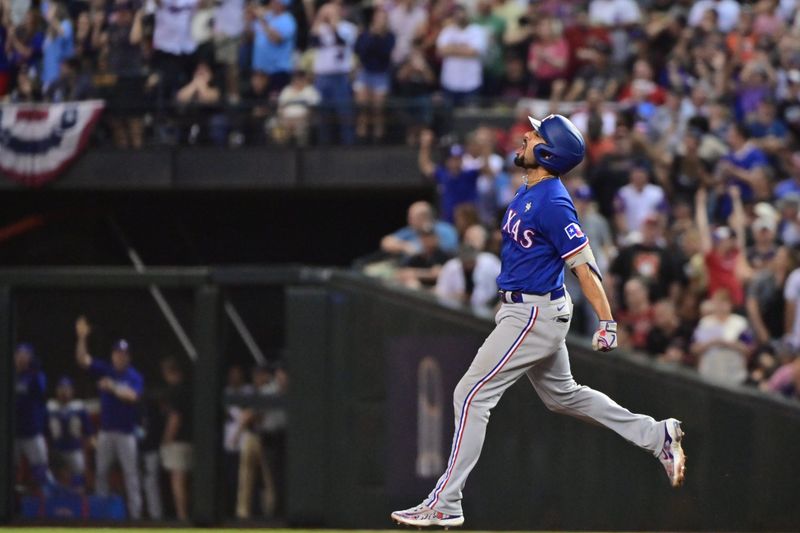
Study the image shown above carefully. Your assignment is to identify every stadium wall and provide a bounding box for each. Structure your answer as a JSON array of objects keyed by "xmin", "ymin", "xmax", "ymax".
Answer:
[
  {"xmin": 0, "ymin": 147, "xmax": 424, "ymax": 190},
  {"xmin": 2, "ymin": 267, "xmax": 799, "ymax": 530}
]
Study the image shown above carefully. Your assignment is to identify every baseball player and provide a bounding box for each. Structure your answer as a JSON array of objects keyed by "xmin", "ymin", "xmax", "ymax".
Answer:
[
  {"xmin": 14, "ymin": 343, "xmax": 54, "ymax": 491},
  {"xmin": 392, "ymin": 115, "xmax": 686, "ymax": 528},
  {"xmin": 47, "ymin": 376, "xmax": 94, "ymax": 489},
  {"xmin": 75, "ymin": 316, "xmax": 144, "ymax": 519}
]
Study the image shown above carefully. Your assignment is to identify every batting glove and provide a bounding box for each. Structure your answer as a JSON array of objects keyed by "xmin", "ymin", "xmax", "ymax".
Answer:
[{"xmin": 592, "ymin": 320, "xmax": 618, "ymax": 352}]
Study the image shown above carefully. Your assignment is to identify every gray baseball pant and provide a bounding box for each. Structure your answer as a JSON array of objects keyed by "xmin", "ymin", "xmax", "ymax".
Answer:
[
  {"xmin": 14, "ymin": 435, "xmax": 48, "ymax": 467},
  {"xmin": 54, "ymin": 450, "xmax": 85, "ymax": 475},
  {"xmin": 425, "ymin": 292, "xmax": 665, "ymax": 515},
  {"xmin": 14, "ymin": 435, "xmax": 53, "ymax": 487},
  {"xmin": 142, "ymin": 450, "xmax": 164, "ymax": 520},
  {"xmin": 96, "ymin": 430, "xmax": 142, "ymax": 519}
]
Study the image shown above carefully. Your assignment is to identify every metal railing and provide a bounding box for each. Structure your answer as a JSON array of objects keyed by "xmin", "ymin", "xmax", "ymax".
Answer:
[{"xmin": 93, "ymin": 96, "xmax": 469, "ymax": 148}]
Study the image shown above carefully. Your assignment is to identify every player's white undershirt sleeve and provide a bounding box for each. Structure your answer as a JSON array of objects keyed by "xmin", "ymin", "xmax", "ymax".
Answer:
[{"xmin": 564, "ymin": 244, "xmax": 603, "ymax": 281}]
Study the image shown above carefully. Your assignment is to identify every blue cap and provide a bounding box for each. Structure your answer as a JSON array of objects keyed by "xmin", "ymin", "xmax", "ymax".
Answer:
[
  {"xmin": 15, "ymin": 342, "xmax": 35, "ymax": 355},
  {"xmin": 57, "ymin": 376, "xmax": 74, "ymax": 388},
  {"xmin": 112, "ymin": 339, "xmax": 130, "ymax": 352},
  {"xmin": 448, "ymin": 144, "xmax": 464, "ymax": 158},
  {"xmin": 528, "ymin": 114, "xmax": 585, "ymax": 175},
  {"xmin": 15, "ymin": 342, "xmax": 39, "ymax": 369}
]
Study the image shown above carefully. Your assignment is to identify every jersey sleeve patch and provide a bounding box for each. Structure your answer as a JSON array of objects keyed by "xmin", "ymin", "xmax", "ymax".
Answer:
[{"xmin": 564, "ymin": 222, "xmax": 585, "ymax": 240}]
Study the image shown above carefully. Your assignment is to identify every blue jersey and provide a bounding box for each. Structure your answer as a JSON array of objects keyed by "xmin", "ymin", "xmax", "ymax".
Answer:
[
  {"xmin": 47, "ymin": 400, "xmax": 93, "ymax": 452},
  {"xmin": 89, "ymin": 360, "xmax": 143, "ymax": 433},
  {"xmin": 717, "ymin": 146, "xmax": 769, "ymax": 219},
  {"xmin": 15, "ymin": 370, "xmax": 47, "ymax": 437},
  {"xmin": 496, "ymin": 179, "xmax": 589, "ymax": 294}
]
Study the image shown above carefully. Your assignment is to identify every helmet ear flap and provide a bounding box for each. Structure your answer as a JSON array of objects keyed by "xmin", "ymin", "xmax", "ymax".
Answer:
[{"xmin": 533, "ymin": 144, "xmax": 555, "ymax": 168}]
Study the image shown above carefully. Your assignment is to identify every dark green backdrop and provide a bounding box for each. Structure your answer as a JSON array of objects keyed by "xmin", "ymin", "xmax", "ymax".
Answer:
[{"xmin": 1, "ymin": 267, "xmax": 798, "ymax": 530}]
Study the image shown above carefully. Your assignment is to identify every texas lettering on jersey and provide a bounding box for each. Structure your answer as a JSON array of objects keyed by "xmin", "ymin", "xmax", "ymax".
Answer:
[
  {"xmin": 501, "ymin": 209, "xmax": 535, "ymax": 249},
  {"xmin": 496, "ymin": 180, "xmax": 590, "ymax": 295}
]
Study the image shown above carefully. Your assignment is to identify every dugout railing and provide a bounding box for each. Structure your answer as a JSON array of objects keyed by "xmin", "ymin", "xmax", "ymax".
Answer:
[{"xmin": 1, "ymin": 266, "xmax": 799, "ymax": 530}]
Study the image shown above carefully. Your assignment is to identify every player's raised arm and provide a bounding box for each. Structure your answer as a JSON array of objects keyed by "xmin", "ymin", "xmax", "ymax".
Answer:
[
  {"xmin": 694, "ymin": 187, "xmax": 712, "ymax": 255},
  {"xmin": 75, "ymin": 315, "xmax": 93, "ymax": 368},
  {"xmin": 418, "ymin": 129, "xmax": 436, "ymax": 178}
]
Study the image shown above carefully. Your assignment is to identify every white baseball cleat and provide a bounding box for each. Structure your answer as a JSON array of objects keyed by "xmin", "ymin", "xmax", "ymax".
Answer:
[
  {"xmin": 391, "ymin": 504, "xmax": 464, "ymax": 529},
  {"xmin": 658, "ymin": 418, "xmax": 686, "ymax": 487}
]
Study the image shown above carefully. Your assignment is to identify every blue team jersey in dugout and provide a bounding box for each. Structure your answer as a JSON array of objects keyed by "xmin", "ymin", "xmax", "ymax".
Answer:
[
  {"xmin": 15, "ymin": 370, "xmax": 47, "ymax": 437},
  {"xmin": 89, "ymin": 360, "xmax": 143, "ymax": 433},
  {"xmin": 48, "ymin": 400, "xmax": 93, "ymax": 452},
  {"xmin": 496, "ymin": 178, "xmax": 589, "ymax": 294}
]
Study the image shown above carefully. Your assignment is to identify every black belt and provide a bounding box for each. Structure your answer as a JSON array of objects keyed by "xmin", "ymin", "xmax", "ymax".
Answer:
[{"xmin": 498, "ymin": 286, "xmax": 565, "ymax": 304}]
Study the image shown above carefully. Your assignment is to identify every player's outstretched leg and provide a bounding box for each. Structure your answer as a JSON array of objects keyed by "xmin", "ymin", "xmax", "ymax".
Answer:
[
  {"xmin": 392, "ymin": 305, "xmax": 542, "ymax": 528},
  {"xmin": 527, "ymin": 342, "xmax": 686, "ymax": 487}
]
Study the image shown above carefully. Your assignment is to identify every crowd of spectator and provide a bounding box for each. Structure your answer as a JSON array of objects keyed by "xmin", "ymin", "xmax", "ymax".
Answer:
[
  {"xmin": 4, "ymin": 0, "xmax": 800, "ymax": 148},
  {"xmin": 13, "ymin": 317, "xmax": 288, "ymax": 521},
  {"xmin": 9, "ymin": 0, "xmax": 800, "ymax": 401},
  {"xmin": 359, "ymin": 0, "xmax": 800, "ymax": 401}
]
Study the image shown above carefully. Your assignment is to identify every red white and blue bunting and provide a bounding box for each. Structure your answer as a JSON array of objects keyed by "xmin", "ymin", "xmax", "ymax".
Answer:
[{"xmin": 0, "ymin": 100, "xmax": 104, "ymax": 187}]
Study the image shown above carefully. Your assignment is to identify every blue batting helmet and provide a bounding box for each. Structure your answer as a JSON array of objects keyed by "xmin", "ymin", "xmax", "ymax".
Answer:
[{"xmin": 528, "ymin": 114, "xmax": 586, "ymax": 175}]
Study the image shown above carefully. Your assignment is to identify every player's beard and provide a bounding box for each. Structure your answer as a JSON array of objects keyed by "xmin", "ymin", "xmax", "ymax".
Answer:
[{"xmin": 514, "ymin": 152, "xmax": 539, "ymax": 169}]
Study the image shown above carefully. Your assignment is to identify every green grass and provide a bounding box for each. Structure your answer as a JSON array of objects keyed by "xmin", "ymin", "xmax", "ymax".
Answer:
[
  {"xmin": 0, "ymin": 527, "xmax": 608, "ymax": 533},
  {"xmin": 0, "ymin": 529, "xmax": 629, "ymax": 533},
  {"xmin": 0, "ymin": 522, "xmax": 676, "ymax": 533}
]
